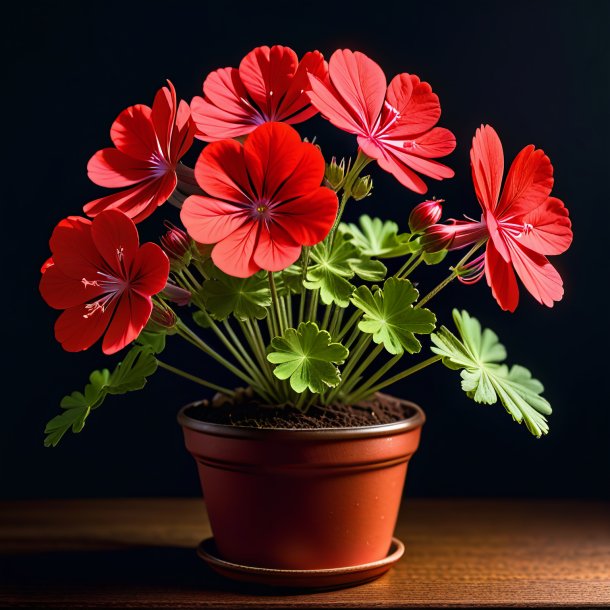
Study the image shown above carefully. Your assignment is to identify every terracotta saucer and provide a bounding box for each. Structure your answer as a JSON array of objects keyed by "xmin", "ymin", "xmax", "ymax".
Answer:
[{"xmin": 196, "ymin": 537, "xmax": 405, "ymax": 591}]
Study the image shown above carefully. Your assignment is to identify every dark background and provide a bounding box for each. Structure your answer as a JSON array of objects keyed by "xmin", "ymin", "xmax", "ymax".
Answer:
[{"xmin": 3, "ymin": 1, "xmax": 608, "ymax": 500}]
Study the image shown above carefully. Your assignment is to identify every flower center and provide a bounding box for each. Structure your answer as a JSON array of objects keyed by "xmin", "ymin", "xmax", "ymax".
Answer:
[
  {"xmin": 81, "ymin": 248, "xmax": 128, "ymax": 319},
  {"xmin": 149, "ymin": 151, "xmax": 171, "ymax": 177}
]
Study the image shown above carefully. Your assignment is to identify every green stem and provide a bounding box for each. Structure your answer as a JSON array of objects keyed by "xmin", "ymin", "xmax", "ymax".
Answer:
[
  {"xmin": 326, "ymin": 334, "xmax": 371, "ymax": 403},
  {"xmin": 328, "ymin": 306, "xmax": 344, "ymax": 338},
  {"xmin": 335, "ymin": 309, "xmax": 362, "ymax": 342},
  {"xmin": 338, "ymin": 343, "xmax": 384, "ymax": 399},
  {"xmin": 358, "ymin": 355, "xmax": 442, "ymax": 396},
  {"xmin": 345, "ymin": 354, "xmax": 402, "ymax": 403},
  {"xmin": 395, "ymin": 252, "xmax": 418, "ymax": 278},
  {"xmin": 321, "ymin": 304, "xmax": 333, "ymax": 330},
  {"xmin": 417, "ymin": 241, "xmax": 485, "ymax": 308},
  {"xmin": 307, "ymin": 289, "xmax": 319, "ymax": 324},
  {"xmin": 268, "ymin": 272, "xmax": 282, "ymax": 335},
  {"xmin": 157, "ymin": 360, "xmax": 235, "ymax": 396}
]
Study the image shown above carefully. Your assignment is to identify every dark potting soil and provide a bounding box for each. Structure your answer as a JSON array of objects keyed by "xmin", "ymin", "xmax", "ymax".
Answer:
[{"xmin": 185, "ymin": 389, "xmax": 415, "ymax": 429}]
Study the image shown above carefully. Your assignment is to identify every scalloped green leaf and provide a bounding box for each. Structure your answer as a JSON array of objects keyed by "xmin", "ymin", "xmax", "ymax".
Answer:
[
  {"xmin": 340, "ymin": 215, "xmax": 414, "ymax": 258},
  {"xmin": 351, "ymin": 278, "xmax": 436, "ymax": 355},
  {"xmin": 267, "ymin": 322, "xmax": 349, "ymax": 394},
  {"xmin": 431, "ymin": 309, "xmax": 552, "ymax": 437}
]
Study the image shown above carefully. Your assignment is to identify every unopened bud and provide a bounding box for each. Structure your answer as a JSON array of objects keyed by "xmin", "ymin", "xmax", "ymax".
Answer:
[
  {"xmin": 325, "ymin": 156, "xmax": 346, "ymax": 189},
  {"xmin": 420, "ymin": 224, "xmax": 455, "ymax": 253},
  {"xmin": 160, "ymin": 221, "xmax": 192, "ymax": 271},
  {"xmin": 147, "ymin": 302, "xmax": 178, "ymax": 334},
  {"xmin": 409, "ymin": 199, "xmax": 444, "ymax": 233},
  {"xmin": 161, "ymin": 280, "xmax": 191, "ymax": 306},
  {"xmin": 351, "ymin": 175, "xmax": 373, "ymax": 201}
]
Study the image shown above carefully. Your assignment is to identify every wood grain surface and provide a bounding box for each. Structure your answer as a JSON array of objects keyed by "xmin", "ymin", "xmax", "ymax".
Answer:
[{"xmin": 1, "ymin": 498, "xmax": 609, "ymax": 608}]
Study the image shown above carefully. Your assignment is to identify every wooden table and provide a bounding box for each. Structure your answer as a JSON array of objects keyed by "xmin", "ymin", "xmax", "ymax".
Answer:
[{"xmin": 1, "ymin": 499, "xmax": 609, "ymax": 608}]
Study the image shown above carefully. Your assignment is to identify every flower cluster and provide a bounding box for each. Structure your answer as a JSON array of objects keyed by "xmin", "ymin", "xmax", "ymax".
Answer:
[{"xmin": 40, "ymin": 45, "xmax": 572, "ymax": 446}]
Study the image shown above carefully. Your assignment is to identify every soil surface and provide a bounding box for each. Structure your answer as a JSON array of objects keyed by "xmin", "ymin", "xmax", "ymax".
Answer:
[{"xmin": 184, "ymin": 390, "xmax": 416, "ymax": 429}]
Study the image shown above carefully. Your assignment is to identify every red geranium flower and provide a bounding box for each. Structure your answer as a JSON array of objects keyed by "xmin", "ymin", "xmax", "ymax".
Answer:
[
  {"xmin": 180, "ymin": 122, "xmax": 338, "ymax": 277},
  {"xmin": 190, "ymin": 45, "xmax": 328, "ymax": 142},
  {"xmin": 307, "ymin": 49, "xmax": 456, "ymax": 194},
  {"xmin": 84, "ymin": 81, "xmax": 195, "ymax": 224},
  {"xmin": 422, "ymin": 125, "xmax": 573, "ymax": 311},
  {"xmin": 40, "ymin": 210, "xmax": 170, "ymax": 354}
]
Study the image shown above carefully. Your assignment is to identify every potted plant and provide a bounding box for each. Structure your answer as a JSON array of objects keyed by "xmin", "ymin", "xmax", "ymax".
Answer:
[{"xmin": 39, "ymin": 46, "xmax": 572, "ymax": 588}]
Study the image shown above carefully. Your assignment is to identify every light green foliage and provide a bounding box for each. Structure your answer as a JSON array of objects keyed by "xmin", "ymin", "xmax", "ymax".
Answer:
[
  {"xmin": 276, "ymin": 264, "xmax": 304, "ymax": 295},
  {"xmin": 304, "ymin": 233, "xmax": 387, "ymax": 307},
  {"xmin": 267, "ymin": 322, "xmax": 349, "ymax": 393},
  {"xmin": 431, "ymin": 309, "xmax": 552, "ymax": 437},
  {"xmin": 340, "ymin": 215, "xmax": 414, "ymax": 258},
  {"xmin": 351, "ymin": 278, "xmax": 436, "ymax": 355},
  {"xmin": 44, "ymin": 346, "xmax": 158, "ymax": 447},
  {"xmin": 200, "ymin": 269, "xmax": 271, "ymax": 320},
  {"xmin": 137, "ymin": 331, "xmax": 166, "ymax": 354}
]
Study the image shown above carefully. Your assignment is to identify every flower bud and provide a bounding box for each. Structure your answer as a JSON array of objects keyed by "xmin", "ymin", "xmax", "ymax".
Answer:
[
  {"xmin": 409, "ymin": 199, "xmax": 444, "ymax": 233},
  {"xmin": 351, "ymin": 175, "xmax": 373, "ymax": 201},
  {"xmin": 161, "ymin": 280, "xmax": 192, "ymax": 306},
  {"xmin": 420, "ymin": 224, "xmax": 455, "ymax": 253},
  {"xmin": 325, "ymin": 156, "xmax": 346, "ymax": 189},
  {"xmin": 160, "ymin": 221, "xmax": 192, "ymax": 271},
  {"xmin": 146, "ymin": 301, "xmax": 178, "ymax": 334}
]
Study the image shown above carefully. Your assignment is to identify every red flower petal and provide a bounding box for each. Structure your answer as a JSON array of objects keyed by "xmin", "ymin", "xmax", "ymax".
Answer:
[
  {"xmin": 181, "ymin": 195, "xmax": 249, "ymax": 245},
  {"xmin": 49, "ymin": 216, "xmax": 103, "ymax": 280},
  {"xmin": 91, "ymin": 209, "xmax": 139, "ymax": 273},
  {"xmin": 273, "ymin": 141, "xmax": 326, "ymax": 203},
  {"xmin": 239, "ymin": 45, "xmax": 299, "ymax": 119},
  {"xmin": 194, "ymin": 138, "xmax": 253, "ymax": 203},
  {"xmin": 253, "ymin": 222, "xmax": 302, "ymax": 271},
  {"xmin": 87, "ymin": 148, "xmax": 154, "ymax": 188},
  {"xmin": 470, "ymin": 125, "xmax": 505, "ymax": 212},
  {"xmin": 327, "ymin": 49, "xmax": 386, "ymax": 129},
  {"xmin": 130, "ymin": 242, "xmax": 170, "ymax": 297},
  {"xmin": 54, "ymin": 299, "xmax": 117, "ymax": 353},
  {"xmin": 101, "ymin": 291, "xmax": 152, "ymax": 355},
  {"xmin": 518, "ymin": 196, "xmax": 573, "ymax": 255},
  {"xmin": 212, "ymin": 221, "xmax": 260, "ymax": 278},
  {"xmin": 385, "ymin": 74, "xmax": 441, "ymax": 138},
  {"xmin": 243, "ymin": 122, "xmax": 304, "ymax": 200},
  {"xmin": 84, "ymin": 175, "xmax": 177, "ymax": 224},
  {"xmin": 170, "ymin": 100, "xmax": 195, "ymax": 161},
  {"xmin": 485, "ymin": 239, "xmax": 520, "ymax": 312},
  {"xmin": 308, "ymin": 72, "xmax": 363, "ymax": 134},
  {"xmin": 274, "ymin": 187, "xmax": 338, "ymax": 246},
  {"xmin": 496, "ymin": 144, "xmax": 553, "ymax": 219},
  {"xmin": 110, "ymin": 104, "xmax": 156, "ymax": 161},
  {"xmin": 39, "ymin": 263, "xmax": 104, "ymax": 310}
]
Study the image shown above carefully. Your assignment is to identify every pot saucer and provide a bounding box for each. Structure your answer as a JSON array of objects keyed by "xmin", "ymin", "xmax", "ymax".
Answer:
[{"xmin": 196, "ymin": 536, "xmax": 404, "ymax": 591}]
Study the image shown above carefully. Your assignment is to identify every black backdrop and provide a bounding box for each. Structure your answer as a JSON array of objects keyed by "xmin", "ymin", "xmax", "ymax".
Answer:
[{"xmin": 3, "ymin": 1, "xmax": 609, "ymax": 500}]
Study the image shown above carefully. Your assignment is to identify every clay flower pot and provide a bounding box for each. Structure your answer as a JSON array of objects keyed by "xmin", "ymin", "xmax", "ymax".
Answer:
[{"xmin": 178, "ymin": 394, "xmax": 424, "ymax": 583}]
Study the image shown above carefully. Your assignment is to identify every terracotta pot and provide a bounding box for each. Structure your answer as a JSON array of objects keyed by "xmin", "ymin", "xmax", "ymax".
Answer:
[{"xmin": 178, "ymin": 395, "xmax": 424, "ymax": 571}]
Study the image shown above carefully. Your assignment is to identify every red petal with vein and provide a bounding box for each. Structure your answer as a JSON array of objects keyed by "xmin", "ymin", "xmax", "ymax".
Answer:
[
  {"xmin": 485, "ymin": 239, "xmax": 520, "ymax": 312},
  {"xmin": 88, "ymin": 148, "xmax": 153, "ymax": 187},
  {"xmin": 327, "ymin": 49, "xmax": 386, "ymax": 128},
  {"xmin": 54, "ymin": 300, "xmax": 117, "ymax": 352},
  {"xmin": 39, "ymin": 264, "xmax": 104, "ymax": 310},
  {"xmin": 84, "ymin": 175, "xmax": 177, "ymax": 224},
  {"xmin": 91, "ymin": 208, "xmax": 139, "ymax": 271},
  {"xmin": 385, "ymin": 74, "xmax": 441, "ymax": 137},
  {"xmin": 280, "ymin": 51, "xmax": 328, "ymax": 122},
  {"xmin": 101, "ymin": 291, "xmax": 152, "ymax": 355},
  {"xmin": 307, "ymin": 73, "xmax": 363, "ymax": 133},
  {"xmin": 193, "ymin": 139, "xmax": 253, "ymax": 203},
  {"xmin": 496, "ymin": 145, "xmax": 553, "ymax": 218},
  {"xmin": 275, "ymin": 188, "xmax": 339, "ymax": 246},
  {"xmin": 151, "ymin": 82, "xmax": 176, "ymax": 159},
  {"xmin": 49, "ymin": 216, "xmax": 102, "ymax": 280},
  {"xmin": 131, "ymin": 243, "xmax": 170, "ymax": 296},
  {"xmin": 272, "ymin": 141, "xmax": 325, "ymax": 203},
  {"xmin": 110, "ymin": 104, "xmax": 156, "ymax": 160},
  {"xmin": 212, "ymin": 221, "xmax": 260, "ymax": 278},
  {"xmin": 243, "ymin": 122, "xmax": 304, "ymax": 199},
  {"xmin": 518, "ymin": 196, "xmax": 573, "ymax": 255},
  {"xmin": 191, "ymin": 95, "xmax": 259, "ymax": 141},
  {"xmin": 253, "ymin": 222, "xmax": 301, "ymax": 271},
  {"xmin": 239, "ymin": 46, "xmax": 298, "ymax": 118},
  {"xmin": 470, "ymin": 125, "xmax": 505, "ymax": 212},
  {"xmin": 408, "ymin": 128, "xmax": 457, "ymax": 160},
  {"xmin": 507, "ymin": 241, "xmax": 564, "ymax": 307},
  {"xmin": 181, "ymin": 196, "xmax": 249, "ymax": 244}
]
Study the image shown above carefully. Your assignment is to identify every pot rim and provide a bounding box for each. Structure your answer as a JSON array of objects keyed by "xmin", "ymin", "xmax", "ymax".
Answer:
[{"xmin": 177, "ymin": 392, "xmax": 425, "ymax": 441}]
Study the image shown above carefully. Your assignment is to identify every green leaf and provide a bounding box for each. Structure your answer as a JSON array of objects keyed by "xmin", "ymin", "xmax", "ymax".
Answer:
[
  {"xmin": 44, "ymin": 346, "xmax": 158, "ymax": 447},
  {"xmin": 267, "ymin": 322, "xmax": 349, "ymax": 393},
  {"xmin": 422, "ymin": 249, "xmax": 448, "ymax": 265},
  {"xmin": 200, "ymin": 269, "xmax": 271, "ymax": 321},
  {"xmin": 430, "ymin": 309, "xmax": 552, "ymax": 437},
  {"xmin": 192, "ymin": 311, "xmax": 212, "ymax": 329},
  {"xmin": 340, "ymin": 215, "xmax": 414, "ymax": 258},
  {"xmin": 276, "ymin": 264, "xmax": 304, "ymax": 295},
  {"xmin": 137, "ymin": 331, "xmax": 166, "ymax": 354},
  {"xmin": 304, "ymin": 233, "xmax": 387, "ymax": 307},
  {"xmin": 351, "ymin": 277, "xmax": 436, "ymax": 355}
]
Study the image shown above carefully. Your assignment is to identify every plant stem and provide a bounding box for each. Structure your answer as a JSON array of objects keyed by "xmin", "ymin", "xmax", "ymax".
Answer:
[
  {"xmin": 395, "ymin": 252, "xmax": 419, "ymax": 278},
  {"xmin": 307, "ymin": 288, "xmax": 319, "ymax": 324},
  {"xmin": 321, "ymin": 303, "xmax": 333, "ymax": 330},
  {"xmin": 335, "ymin": 309, "xmax": 362, "ymax": 342},
  {"xmin": 338, "ymin": 343, "xmax": 384, "ymax": 399},
  {"xmin": 357, "ymin": 355, "xmax": 442, "ymax": 396},
  {"xmin": 157, "ymin": 360, "xmax": 235, "ymax": 396},
  {"xmin": 328, "ymin": 306, "xmax": 344, "ymax": 337},
  {"xmin": 326, "ymin": 334, "xmax": 371, "ymax": 403},
  {"xmin": 417, "ymin": 241, "xmax": 485, "ymax": 308},
  {"xmin": 268, "ymin": 272, "xmax": 282, "ymax": 335},
  {"xmin": 345, "ymin": 354, "xmax": 402, "ymax": 403}
]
